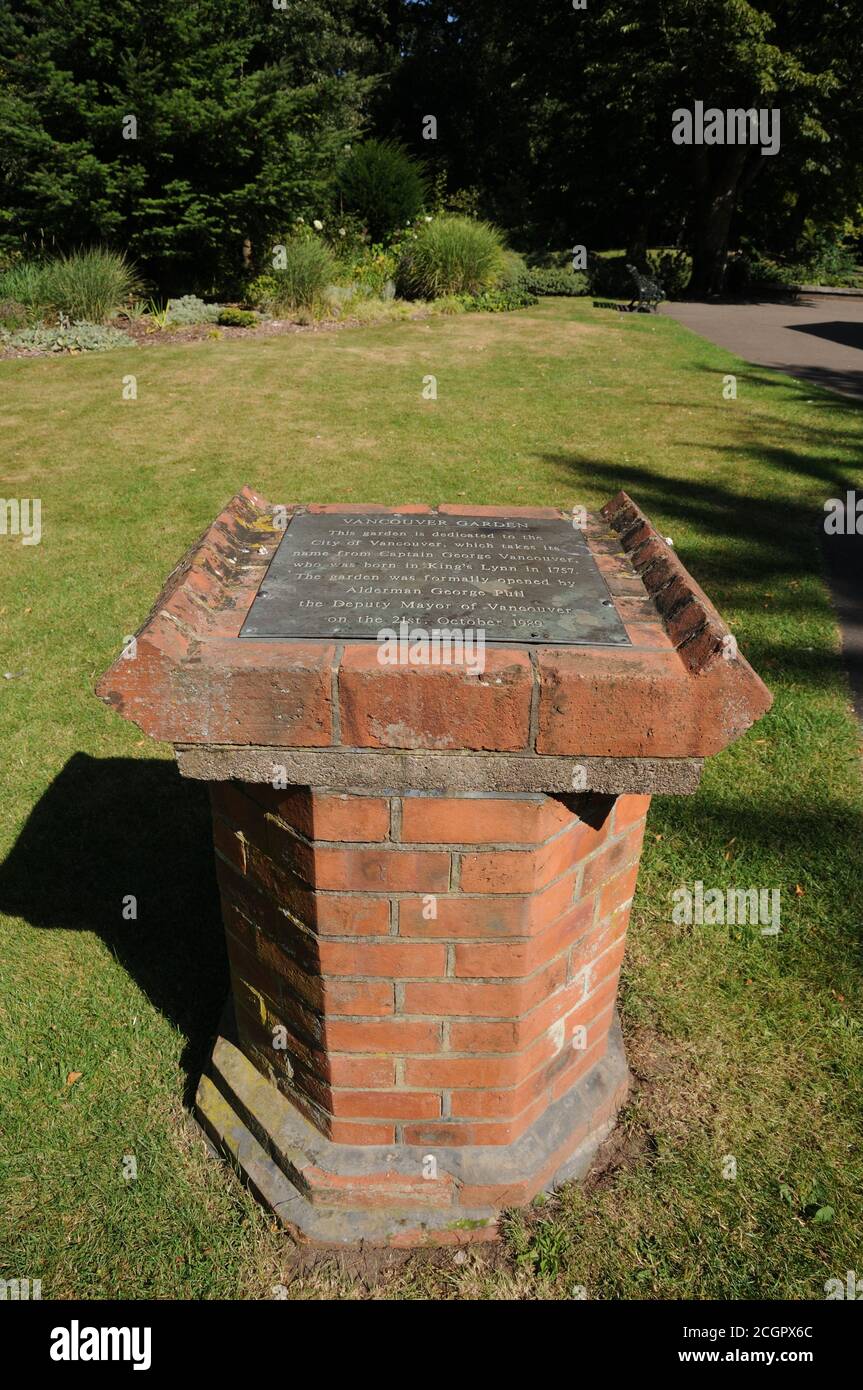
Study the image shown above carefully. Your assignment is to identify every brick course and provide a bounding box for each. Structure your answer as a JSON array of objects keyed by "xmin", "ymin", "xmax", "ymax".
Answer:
[{"xmin": 210, "ymin": 782, "xmax": 649, "ymax": 1144}]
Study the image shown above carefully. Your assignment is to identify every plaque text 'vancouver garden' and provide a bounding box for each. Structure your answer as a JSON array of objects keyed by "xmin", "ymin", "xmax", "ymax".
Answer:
[{"xmin": 240, "ymin": 512, "xmax": 631, "ymax": 646}]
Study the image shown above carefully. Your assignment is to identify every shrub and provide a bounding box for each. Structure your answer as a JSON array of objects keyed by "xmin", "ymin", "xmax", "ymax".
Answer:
[
  {"xmin": 518, "ymin": 267, "xmax": 587, "ymax": 296},
  {"xmin": 796, "ymin": 228, "xmax": 858, "ymax": 287},
  {"xmin": 250, "ymin": 236, "xmax": 336, "ymax": 314},
  {"xmin": 429, "ymin": 295, "xmax": 467, "ymax": 315},
  {"xmin": 166, "ymin": 294, "xmax": 222, "ymax": 325},
  {"xmin": 399, "ymin": 216, "xmax": 505, "ymax": 298},
  {"xmin": 462, "ymin": 284, "xmax": 538, "ymax": 312},
  {"xmin": 336, "ymin": 140, "xmax": 427, "ymax": 243},
  {"xmin": 725, "ymin": 248, "xmax": 801, "ymax": 293},
  {"xmin": 647, "ymin": 249, "xmax": 690, "ymax": 298},
  {"xmin": 586, "ymin": 252, "xmax": 631, "ymax": 297},
  {"xmin": 333, "ymin": 242, "xmax": 399, "ymax": 298},
  {"xmin": 4, "ymin": 322, "xmax": 134, "ymax": 353},
  {"xmin": 0, "ymin": 298, "xmax": 29, "ymax": 330},
  {"xmin": 217, "ymin": 307, "xmax": 257, "ymax": 328},
  {"xmin": 496, "ymin": 250, "xmax": 528, "ymax": 289},
  {"xmin": 41, "ymin": 248, "xmax": 143, "ymax": 322}
]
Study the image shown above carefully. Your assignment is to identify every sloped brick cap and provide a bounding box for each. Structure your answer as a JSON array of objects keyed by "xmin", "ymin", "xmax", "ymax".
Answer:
[{"xmin": 96, "ymin": 487, "xmax": 772, "ymax": 761}]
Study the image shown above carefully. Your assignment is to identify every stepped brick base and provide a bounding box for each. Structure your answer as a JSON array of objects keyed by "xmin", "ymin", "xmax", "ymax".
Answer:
[{"xmin": 196, "ymin": 783, "xmax": 648, "ymax": 1243}]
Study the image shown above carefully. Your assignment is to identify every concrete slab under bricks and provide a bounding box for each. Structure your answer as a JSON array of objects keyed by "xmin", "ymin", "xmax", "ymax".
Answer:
[{"xmin": 196, "ymin": 1004, "xmax": 630, "ymax": 1246}]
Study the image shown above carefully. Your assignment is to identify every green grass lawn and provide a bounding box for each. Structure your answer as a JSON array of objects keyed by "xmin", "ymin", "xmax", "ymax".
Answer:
[{"xmin": 1, "ymin": 299, "xmax": 861, "ymax": 1300}]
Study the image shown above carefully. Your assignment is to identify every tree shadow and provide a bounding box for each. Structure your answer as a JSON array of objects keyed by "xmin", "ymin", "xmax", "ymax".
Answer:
[
  {"xmin": 0, "ymin": 753, "xmax": 227, "ymax": 1101},
  {"xmin": 787, "ymin": 321, "xmax": 863, "ymax": 353}
]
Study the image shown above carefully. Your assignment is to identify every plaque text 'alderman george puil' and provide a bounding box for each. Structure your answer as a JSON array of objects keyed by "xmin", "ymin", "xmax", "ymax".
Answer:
[{"xmin": 240, "ymin": 512, "xmax": 631, "ymax": 646}]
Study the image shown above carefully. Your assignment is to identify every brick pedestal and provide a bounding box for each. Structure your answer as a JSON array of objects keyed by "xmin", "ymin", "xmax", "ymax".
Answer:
[
  {"xmin": 198, "ymin": 784, "xmax": 644, "ymax": 1242},
  {"xmin": 96, "ymin": 489, "xmax": 772, "ymax": 1246}
]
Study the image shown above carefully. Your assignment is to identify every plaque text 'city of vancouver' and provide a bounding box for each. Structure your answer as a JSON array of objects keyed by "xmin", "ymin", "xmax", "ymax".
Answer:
[{"xmin": 240, "ymin": 513, "xmax": 631, "ymax": 646}]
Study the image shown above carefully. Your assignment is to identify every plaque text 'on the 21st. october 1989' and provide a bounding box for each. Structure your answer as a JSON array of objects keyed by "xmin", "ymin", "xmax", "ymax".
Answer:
[{"xmin": 240, "ymin": 512, "xmax": 631, "ymax": 646}]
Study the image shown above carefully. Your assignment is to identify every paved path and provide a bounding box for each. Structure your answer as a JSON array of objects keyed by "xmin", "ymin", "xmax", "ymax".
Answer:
[
  {"xmin": 662, "ymin": 292, "xmax": 863, "ymax": 400},
  {"xmin": 662, "ymin": 294, "xmax": 863, "ymax": 720}
]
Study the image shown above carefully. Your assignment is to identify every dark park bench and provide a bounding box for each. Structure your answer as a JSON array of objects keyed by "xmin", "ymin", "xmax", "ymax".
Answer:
[{"xmin": 626, "ymin": 264, "xmax": 664, "ymax": 312}]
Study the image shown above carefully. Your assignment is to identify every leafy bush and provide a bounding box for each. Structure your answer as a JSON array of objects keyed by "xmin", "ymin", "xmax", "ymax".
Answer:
[
  {"xmin": 399, "ymin": 216, "xmax": 505, "ymax": 298},
  {"xmin": 0, "ymin": 298, "xmax": 29, "ymax": 330},
  {"xmin": 217, "ymin": 307, "xmax": 257, "ymax": 328},
  {"xmin": 462, "ymin": 284, "xmax": 538, "ymax": 312},
  {"xmin": 333, "ymin": 242, "xmax": 399, "ymax": 298},
  {"xmin": 647, "ymin": 249, "xmax": 690, "ymax": 297},
  {"xmin": 518, "ymin": 267, "xmax": 587, "ymax": 296},
  {"xmin": 795, "ymin": 228, "xmax": 858, "ymax": 287},
  {"xmin": 249, "ymin": 235, "xmax": 336, "ymax": 314},
  {"xmin": 586, "ymin": 252, "xmax": 632, "ymax": 297},
  {"xmin": 3, "ymin": 322, "xmax": 134, "ymax": 353},
  {"xmin": 166, "ymin": 294, "xmax": 222, "ymax": 325},
  {"xmin": 725, "ymin": 248, "xmax": 801, "ymax": 293},
  {"xmin": 496, "ymin": 250, "xmax": 528, "ymax": 289},
  {"xmin": 336, "ymin": 140, "xmax": 427, "ymax": 243}
]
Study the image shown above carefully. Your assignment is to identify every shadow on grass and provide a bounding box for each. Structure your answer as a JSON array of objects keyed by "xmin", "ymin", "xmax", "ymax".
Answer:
[{"xmin": 0, "ymin": 752, "xmax": 226, "ymax": 1100}]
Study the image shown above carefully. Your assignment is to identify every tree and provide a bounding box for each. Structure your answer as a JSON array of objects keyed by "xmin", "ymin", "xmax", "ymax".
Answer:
[
  {"xmin": 382, "ymin": 0, "xmax": 863, "ymax": 294},
  {"xmin": 0, "ymin": 0, "xmax": 392, "ymax": 293}
]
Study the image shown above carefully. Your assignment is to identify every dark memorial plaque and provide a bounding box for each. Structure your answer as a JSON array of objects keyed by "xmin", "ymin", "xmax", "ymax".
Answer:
[{"xmin": 240, "ymin": 512, "xmax": 631, "ymax": 645}]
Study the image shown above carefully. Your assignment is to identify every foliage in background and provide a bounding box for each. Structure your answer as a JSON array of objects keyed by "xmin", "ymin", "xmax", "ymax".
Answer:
[
  {"xmin": 165, "ymin": 295, "xmax": 222, "ymax": 326},
  {"xmin": 518, "ymin": 267, "xmax": 587, "ymax": 297},
  {"xmin": 1, "ymin": 321, "xmax": 134, "ymax": 352},
  {"xmin": 380, "ymin": 0, "xmax": 863, "ymax": 293},
  {"xmin": 0, "ymin": 0, "xmax": 392, "ymax": 295},
  {"xmin": 335, "ymin": 139, "xmax": 427, "ymax": 243},
  {"xmin": 248, "ymin": 231, "xmax": 336, "ymax": 313},
  {"xmin": 0, "ymin": 248, "xmax": 142, "ymax": 323},
  {"xmin": 398, "ymin": 214, "xmax": 504, "ymax": 297}
]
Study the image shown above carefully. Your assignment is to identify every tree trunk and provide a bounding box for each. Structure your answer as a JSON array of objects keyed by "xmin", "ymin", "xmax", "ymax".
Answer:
[{"xmin": 688, "ymin": 147, "xmax": 752, "ymax": 296}]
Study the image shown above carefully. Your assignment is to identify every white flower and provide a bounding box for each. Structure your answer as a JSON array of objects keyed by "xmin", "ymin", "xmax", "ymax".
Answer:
[
  {"xmin": 338, "ymin": 228, "xmax": 346, "ymax": 237},
  {"xmin": 313, "ymin": 219, "xmax": 323, "ymax": 231},
  {"xmin": 424, "ymin": 215, "xmax": 432, "ymax": 222}
]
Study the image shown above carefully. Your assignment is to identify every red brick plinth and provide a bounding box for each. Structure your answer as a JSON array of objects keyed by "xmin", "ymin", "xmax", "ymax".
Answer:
[
  {"xmin": 96, "ymin": 490, "xmax": 773, "ymax": 1246},
  {"xmin": 197, "ymin": 782, "xmax": 645, "ymax": 1243}
]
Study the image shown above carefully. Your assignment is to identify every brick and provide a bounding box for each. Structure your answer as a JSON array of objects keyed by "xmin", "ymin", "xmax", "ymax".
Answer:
[
  {"xmin": 449, "ymin": 1064, "xmax": 549, "ymax": 1119},
  {"xmin": 399, "ymin": 794, "xmax": 575, "ymax": 845},
  {"xmin": 453, "ymin": 897, "xmax": 592, "ymax": 978},
  {"xmin": 318, "ymin": 941, "xmax": 447, "ymax": 979},
  {"xmin": 581, "ymin": 827, "xmax": 643, "ymax": 897},
  {"xmin": 313, "ymin": 895, "xmax": 391, "ymax": 936},
  {"xmin": 457, "ymin": 822, "xmax": 585, "ymax": 894},
  {"xmin": 449, "ymin": 976, "xmax": 588, "ymax": 1054},
  {"xmin": 323, "ymin": 979, "xmax": 394, "ymax": 1017},
  {"xmin": 324, "ymin": 1019, "xmax": 441, "ymax": 1053},
  {"xmin": 261, "ymin": 789, "xmax": 390, "ymax": 842},
  {"xmin": 397, "ymin": 869, "xmax": 577, "ymax": 940},
  {"xmin": 403, "ymin": 1093, "xmax": 547, "ymax": 1147},
  {"xmin": 328, "ymin": 1120, "xmax": 395, "ymax": 1145},
  {"xmin": 401, "ymin": 957, "xmax": 567, "ymax": 1018},
  {"xmin": 338, "ymin": 645, "xmax": 533, "ymax": 751},
  {"xmin": 307, "ymin": 846, "xmax": 450, "ymax": 893},
  {"xmin": 599, "ymin": 861, "xmax": 641, "ymax": 918},
  {"xmin": 301, "ymin": 1167, "xmax": 454, "ymax": 1210},
  {"xmin": 326, "ymin": 1056, "xmax": 395, "ymax": 1088},
  {"xmin": 329, "ymin": 1090, "xmax": 442, "ymax": 1120},
  {"xmin": 613, "ymin": 793, "xmax": 652, "ymax": 832}
]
